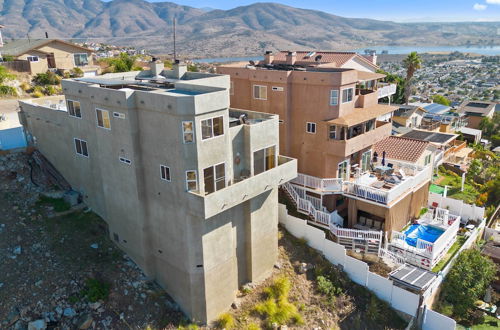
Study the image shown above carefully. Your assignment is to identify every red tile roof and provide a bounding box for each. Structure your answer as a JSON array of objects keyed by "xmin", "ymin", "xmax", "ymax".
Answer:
[
  {"xmin": 269, "ymin": 51, "xmax": 378, "ymax": 69},
  {"xmin": 373, "ymin": 136, "xmax": 429, "ymax": 163}
]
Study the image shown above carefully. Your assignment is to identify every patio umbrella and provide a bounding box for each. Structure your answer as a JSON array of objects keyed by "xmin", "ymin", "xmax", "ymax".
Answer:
[{"xmin": 382, "ymin": 151, "xmax": 386, "ymax": 166}]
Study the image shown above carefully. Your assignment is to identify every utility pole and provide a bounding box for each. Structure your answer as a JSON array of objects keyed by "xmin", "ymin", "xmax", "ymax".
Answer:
[{"xmin": 173, "ymin": 17, "xmax": 176, "ymax": 61}]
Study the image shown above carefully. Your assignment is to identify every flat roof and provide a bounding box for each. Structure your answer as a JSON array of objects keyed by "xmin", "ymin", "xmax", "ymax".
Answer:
[
  {"xmin": 389, "ymin": 265, "xmax": 438, "ymax": 292},
  {"xmin": 423, "ymin": 103, "xmax": 451, "ymax": 114},
  {"xmin": 401, "ymin": 129, "xmax": 456, "ymax": 144},
  {"xmin": 327, "ymin": 104, "xmax": 397, "ymax": 126}
]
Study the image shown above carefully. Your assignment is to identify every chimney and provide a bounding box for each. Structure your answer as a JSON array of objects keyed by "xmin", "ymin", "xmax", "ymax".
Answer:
[
  {"xmin": 370, "ymin": 53, "xmax": 377, "ymax": 65},
  {"xmin": 285, "ymin": 51, "xmax": 296, "ymax": 65},
  {"xmin": 264, "ymin": 50, "xmax": 274, "ymax": 65},
  {"xmin": 150, "ymin": 58, "xmax": 164, "ymax": 77},
  {"xmin": 173, "ymin": 59, "xmax": 187, "ymax": 79}
]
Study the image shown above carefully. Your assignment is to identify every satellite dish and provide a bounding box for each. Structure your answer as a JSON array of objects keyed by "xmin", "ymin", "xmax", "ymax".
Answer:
[
  {"xmin": 315, "ymin": 55, "xmax": 322, "ymax": 62},
  {"xmin": 249, "ymin": 60, "xmax": 256, "ymax": 66}
]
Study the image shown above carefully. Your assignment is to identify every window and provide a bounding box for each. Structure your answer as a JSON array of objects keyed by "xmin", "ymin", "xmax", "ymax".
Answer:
[
  {"xmin": 272, "ymin": 86, "xmax": 284, "ymax": 91},
  {"xmin": 160, "ymin": 165, "xmax": 171, "ymax": 181},
  {"xmin": 330, "ymin": 90, "xmax": 339, "ymax": 106},
  {"xmin": 185, "ymin": 170, "xmax": 198, "ymax": 191},
  {"xmin": 119, "ymin": 157, "xmax": 131, "ymax": 165},
  {"xmin": 27, "ymin": 56, "xmax": 39, "ymax": 62},
  {"xmin": 338, "ymin": 160, "xmax": 349, "ymax": 180},
  {"xmin": 365, "ymin": 119, "xmax": 375, "ymax": 132},
  {"xmin": 342, "ymin": 88, "xmax": 354, "ymax": 103},
  {"xmin": 253, "ymin": 85, "xmax": 267, "ymax": 100},
  {"xmin": 203, "ymin": 163, "xmax": 225, "ymax": 194},
  {"xmin": 113, "ymin": 112, "xmax": 125, "ymax": 119},
  {"xmin": 361, "ymin": 151, "xmax": 371, "ymax": 172},
  {"xmin": 182, "ymin": 121, "xmax": 194, "ymax": 143},
  {"xmin": 424, "ymin": 154, "xmax": 432, "ymax": 165},
  {"xmin": 67, "ymin": 100, "xmax": 81, "ymax": 118},
  {"xmin": 74, "ymin": 138, "xmax": 88, "ymax": 157},
  {"xmin": 306, "ymin": 122, "xmax": 316, "ymax": 134},
  {"xmin": 230, "ymin": 81, "xmax": 234, "ymax": 95},
  {"xmin": 201, "ymin": 116, "xmax": 224, "ymax": 140},
  {"xmin": 73, "ymin": 53, "xmax": 89, "ymax": 66},
  {"xmin": 253, "ymin": 145, "xmax": 276, "ymax": 175},
  {"xmin": 96, "ymin": 109, "xmax": 111, "ymax": 129},
  {"xmin": 329, "ymin": 125, "xmax": 336, "ymax": 139}
]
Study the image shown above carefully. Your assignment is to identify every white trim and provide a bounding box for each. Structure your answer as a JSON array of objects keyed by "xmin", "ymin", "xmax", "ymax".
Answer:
[
  {"xmin": 253, "ymin": 144, "xmax": 277, "ymax": 175},
  {"xmin": 203, "ymin": 161, "xmax": 226, "ymax": 194},
  {"xmin": 253, "ymin": 84, "xmax": 267, "ymax": 100},
  {"xmin": 185, "ymin": 170, "xmax": 198, "ymax": 191},
  {"xmin": 160, "ymin": 165, "xmax": 171, "ymax": 182},
  {"xmin": 73, "ymin": 53, "xmax": 89, "ymax": 67},
  {"xmin": 27, "ymin": 56, "xmax": 39, "ymax": 62},
  {"xmin": 329, "ymin": 125, "xmax": 336, "ymax": 139},
  {"xmin": 74, "ymin": 138, "xmax": 89, "ymax": 157},
  {"xmin": 182, "ymin": 121, "xmax": 195, "ymax": 144},
  {"xmin": 201, "ymin": 116, "xmax": 224, "ymax": 141},
  {"xmin": 306, "ymin": 122, "xmax": 316, "ymax": 134},
  {"xmin": 113, "ymin": 112, "xmax": 126, "ymax": 119},
  {"xmin": 329, "ymin": 90, "xmax": 339, "ymax": 106},
  {"xmin": 341, "ymin": 87, "xmax": 354, "ymax": 104},
  {"xmin": 272, "ymin": 86, "xmax": 284, "ymax": 91},
  {"xmin": 96, "ymin": 108, "xmax": 111, "ymax": 130},
  {"xmin": 338, "ymin": 159, "xmax": 350, "ymax": 180},
  {"xmin": 67, "ymin": 99, "xmax": 82, "ymax": 119}
]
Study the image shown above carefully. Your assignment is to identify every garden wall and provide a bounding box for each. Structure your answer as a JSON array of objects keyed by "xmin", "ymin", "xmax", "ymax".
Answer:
[{"xmin": 428, "ymin": 192, "xmax": 485, "ymax": 223}]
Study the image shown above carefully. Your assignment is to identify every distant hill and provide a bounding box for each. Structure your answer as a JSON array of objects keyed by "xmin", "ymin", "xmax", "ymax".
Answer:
[{"xmin": 1, "ymin": 0, "xmax": 499, "ymax": 57}]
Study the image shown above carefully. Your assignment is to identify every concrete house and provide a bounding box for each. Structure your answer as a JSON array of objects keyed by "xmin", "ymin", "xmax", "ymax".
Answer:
[
  {"xmin": 18, "ymin": 61, "xmax": 297, "ymax": 322},
  {"xmin": 1, "ymin": 39, "xmax": 100, "ymax": 76},
  {"xmin": 218, "ymin": 50, "xmax": 430, "ymax": 238}
]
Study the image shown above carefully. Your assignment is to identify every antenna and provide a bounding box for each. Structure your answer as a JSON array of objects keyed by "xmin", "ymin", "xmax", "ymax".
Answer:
[{"xmin": 173, "ymin": 17, "xmax": 176, "ymax": 61}]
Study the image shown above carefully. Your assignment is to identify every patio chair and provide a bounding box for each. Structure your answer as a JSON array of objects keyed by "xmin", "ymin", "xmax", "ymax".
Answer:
[
  {"xmin": 366, "ymin": 219, "xmax": 374, "ymax": 228},
  {"xmin": 359, "ymin": 216, "xmax": 366, "ymax": 226}
]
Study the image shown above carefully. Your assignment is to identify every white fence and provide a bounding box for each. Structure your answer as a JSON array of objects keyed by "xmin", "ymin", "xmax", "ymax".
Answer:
[
  {"xmin": 378, "ymin": 83, "xmax": 397, "ymax": 98},
  {"xmin": 422, "ymin": 307, "xmax": 456, "ymax": 330},
  {"xmin": 428, "ymin": 192, "xmax": 485, "ymax": 223},
  {"xmin": 278, "ymin": 204, "xmax": 420, "ymax": 317}
]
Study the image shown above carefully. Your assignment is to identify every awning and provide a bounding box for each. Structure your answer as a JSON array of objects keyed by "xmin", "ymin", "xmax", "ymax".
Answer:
[
  {"xmin": 327, "ymin": 104, "xmax": 397, "ymax": 127},
  {"xmin": 357, "ymin": 71, "xmax": 386, "ymax": 82}
]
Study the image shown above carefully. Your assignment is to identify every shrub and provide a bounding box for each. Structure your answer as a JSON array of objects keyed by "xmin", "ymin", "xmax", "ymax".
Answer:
[
  {"xmin": 69, "ymin": 67, "xmax": 84, "ymax": 78},
  {"xmin": 0, "ymin": 66, "xmax": 15, "ymax": 83},
  {"xmin": 316, "ymin": 275, "xmax": 341, "ymax": 302},
  {"xmin": 440, "ymin": 249, "xmax": 496, "ymax": 318},
  {"xmin": 254, "ymin": 277, "xmax": 303, "ymax": 327},
  {"xmin": 81, "ymin": 278, "xmax": 110, "ymax": 302},
  {"xmin": 33, "ymin": 71, "xmax": 61, "ymax": 85},
  {"xmin": 45, "ymin": 85, "xmax": 60, "ymax": 96},
  {"xmin": 37, "ymin": 195, "xmax": 71, "ymax": 212},
  {"xmin": 419, "ymin": 207, "xmax": 428, "ymax": 216},
  {"xmin": 20, "ymin": 82, "xmax": 32, "ymax": 92},
  {"xmin": 31, "ymin": 90, "xmax": 44, "ymax": 98},
  {"xmin": 0, "ymin": 85, "xmax": 18, "ymax": 96},
  {"xmin": 215, "ymin": 313, "xmax": 235, "ymax": 329},
  {"xmin": 246, "ymin": 323, "xmax": 260, "ymax": 330}
]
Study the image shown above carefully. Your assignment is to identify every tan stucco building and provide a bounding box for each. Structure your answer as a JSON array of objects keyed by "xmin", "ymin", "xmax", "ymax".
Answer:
[
  {"xmin": 218, "ymin": 51, "xmax": 431, "ymax": 235},
  {"xmin": 2, "ymin": 39, "xmax": 100, "ymax": 76},
  {"xmin": 18, "ymin": 61, "xmax": 297, "ymax": 322}
]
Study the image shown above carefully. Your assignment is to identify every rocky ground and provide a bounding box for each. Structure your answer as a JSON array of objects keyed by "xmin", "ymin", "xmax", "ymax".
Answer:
[{"xmin": 0, "ymin": 152, "xmax": 185, "ymax": 329}]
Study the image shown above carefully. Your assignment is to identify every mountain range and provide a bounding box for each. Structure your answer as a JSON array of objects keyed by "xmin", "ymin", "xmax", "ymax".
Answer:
[{"xmin": 1, "ymin": 0, "xmax": 499, "ymax": 57}]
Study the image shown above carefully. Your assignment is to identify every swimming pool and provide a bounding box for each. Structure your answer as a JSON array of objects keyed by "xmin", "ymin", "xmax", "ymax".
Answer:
[{"xmin": 403, "ymin": 224, "xmax": 444, "ymax": 247}]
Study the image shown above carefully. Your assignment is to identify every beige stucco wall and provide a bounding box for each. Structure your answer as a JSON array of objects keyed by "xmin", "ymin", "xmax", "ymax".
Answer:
[{"xmin": 37, "ymin": 41, "xmax": 92, "ymax": 70}]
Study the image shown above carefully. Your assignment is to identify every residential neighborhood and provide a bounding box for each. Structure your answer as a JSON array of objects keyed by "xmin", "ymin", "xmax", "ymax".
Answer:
[{"xmin": 0, "ymin": 1, "xmax": 499, "ymax": 330}]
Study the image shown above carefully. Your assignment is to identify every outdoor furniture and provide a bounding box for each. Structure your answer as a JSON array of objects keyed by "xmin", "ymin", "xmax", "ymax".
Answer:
[
  {"xmin": 373, "ymin": 221, "xmax": 382, "ymax": 230},
  {"xmin": 366, "ymin": 219, "xmax": 373, "ymax": 228},
  {"xmin": 372, "ymin": 181, "xmax": 385, "ymax": 189},
  {"xmin": 359, "ymin": 216, "xmax": 366, "ymax": 226}
]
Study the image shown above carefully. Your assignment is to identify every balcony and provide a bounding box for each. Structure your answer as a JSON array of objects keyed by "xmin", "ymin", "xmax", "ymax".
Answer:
[
  {"xmin": 355, "ymin": 90, "xmax": 379, "ymax": 108},
  {"xmin": 192, "ymin": 155, "xmax": 297, "ymax": 219},
  {"xmin": 377, "ymin": 83, "xmax": 397, "ymax": 99},
  {"xmin": 329, "ymin": 120, "xmax": 392, "ymax": 157},
  {"xmin": 344, "ymin": 160, "xmax": 432, "ymax": 206}
]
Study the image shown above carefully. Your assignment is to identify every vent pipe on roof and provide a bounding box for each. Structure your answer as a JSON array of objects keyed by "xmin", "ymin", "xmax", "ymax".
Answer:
[
  {"xmin": 264, "ymin": 50, "xmax": 274, "ymax": 65},
  {"xmin": 150, "ymin": 58, "xmax": 164, "ymax": 78},
  {"xmin": 286, "ymin": 51, "xmax": 296, "ymax": 65},
  {"xmin": 45, "ymin": 32, "xmax": 49, "ymax": 39}
]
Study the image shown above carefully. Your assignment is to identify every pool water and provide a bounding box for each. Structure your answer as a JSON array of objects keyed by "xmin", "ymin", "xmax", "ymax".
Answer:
[{"xmin": 404, "ymin": 224, "xmax": 444, "ymax": 247}]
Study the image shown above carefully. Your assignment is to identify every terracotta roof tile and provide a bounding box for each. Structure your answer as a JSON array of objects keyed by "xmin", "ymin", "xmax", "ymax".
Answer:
[
  {"xmin": 270, "ymin": 51, "xmax": 378, "ymax": 69},
  {"xmin": 373, "ymin": 136, "xmax": 429, "ymax": 163}
]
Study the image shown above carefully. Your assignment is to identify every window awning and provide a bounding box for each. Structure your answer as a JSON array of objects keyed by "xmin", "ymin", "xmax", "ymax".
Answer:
[{"xmin": 326, "ymin": 104, "xmax": 397, "ymax": 127}]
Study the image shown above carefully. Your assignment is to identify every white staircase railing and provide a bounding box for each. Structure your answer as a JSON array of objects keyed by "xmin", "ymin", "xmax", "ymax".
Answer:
[
  {"xmin": 379, "ymin": 248, "xmax": 406, "ymax": 266},
  {"xmin": 291, "ymin": 173, "xmax": 343, "ymax": 192}
]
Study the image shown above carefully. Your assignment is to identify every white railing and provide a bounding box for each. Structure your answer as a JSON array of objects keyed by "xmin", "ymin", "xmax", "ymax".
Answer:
[
  {"xmin": 306, "ymin": 194, "xmax": 322, "ymax": 210},
  {"xmin": 377, "ymin": 83, "xmax": 397, "ymax": 99},
  {"xmin": 291, "ymin": 173, "xmax": 342, "ymax": 192},
  {"xmin": 434, "ymin": 151, "xmax": 444, "ymax": 166},
  {"xmin": 343, "ymin": 181, "xmax": 389, "ymax": 204},
  {"xmin": 282, "ymin": 182, "xmax": 333, "ymax": 227},
  {"xmin": 330, "ymin": 225, "xmax": 383, "ymax": 240},
  {"xmin": 379, "ymin": 248, "xmax": 406, "ymax": 266},
  {"xmin": 431, "ymin": 215, "xmax": 460, "ymax": 258}
]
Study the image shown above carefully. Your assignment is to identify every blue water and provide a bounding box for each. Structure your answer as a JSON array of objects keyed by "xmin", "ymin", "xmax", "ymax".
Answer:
[
  {"xmin": 0, "ymin": 127, "xmax": 27, "ymax": 150},
  {"xmin": 404, "ymin": 224, "xmax": 444, "ymax": 247},
  {"xmin": 193, "ymin": 45, "xmax": 500, "ymax": 63}
]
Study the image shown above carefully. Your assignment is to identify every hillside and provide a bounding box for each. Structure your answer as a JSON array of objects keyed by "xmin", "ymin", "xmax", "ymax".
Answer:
[{"xmin": 0, "ymin": 0, "xmax": 499, "ymax": 57}]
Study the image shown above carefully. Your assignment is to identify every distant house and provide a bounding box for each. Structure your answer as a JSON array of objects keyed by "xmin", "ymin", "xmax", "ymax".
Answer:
[
  {"xmin": 457, "ymin": 100, "xmax": 496, "ymax": 129},
  {"xmin": 392, "ymin": 105, "xmax": 426, "ymax": 128},
  {"xmin": 1, "ymin": 39, "xmax": 100, "ymax": 76},
  {"xmin": 373, "ymin": 136, "xmax": 433, "ymax": 168}
]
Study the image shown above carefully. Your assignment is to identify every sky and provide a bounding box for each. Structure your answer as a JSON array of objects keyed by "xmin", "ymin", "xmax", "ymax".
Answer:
[{"xmin": 135, "ymin": 0, "xmax": 500, "ymax": 22}]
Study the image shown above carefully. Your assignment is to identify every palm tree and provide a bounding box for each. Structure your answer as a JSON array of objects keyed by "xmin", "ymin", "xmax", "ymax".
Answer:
[{"xmin": 402, "ymin": 51, "xmax": 422, "ymax": 104}]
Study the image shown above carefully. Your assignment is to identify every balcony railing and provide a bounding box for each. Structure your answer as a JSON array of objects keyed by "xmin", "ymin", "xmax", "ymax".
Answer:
[
  {"xmin": 377, "ymin": 83, "xmax": 397, "ymax": 99},
  {"xmin": 290, "ymin": 160, "xmax": 432, "ymax": 206}
]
